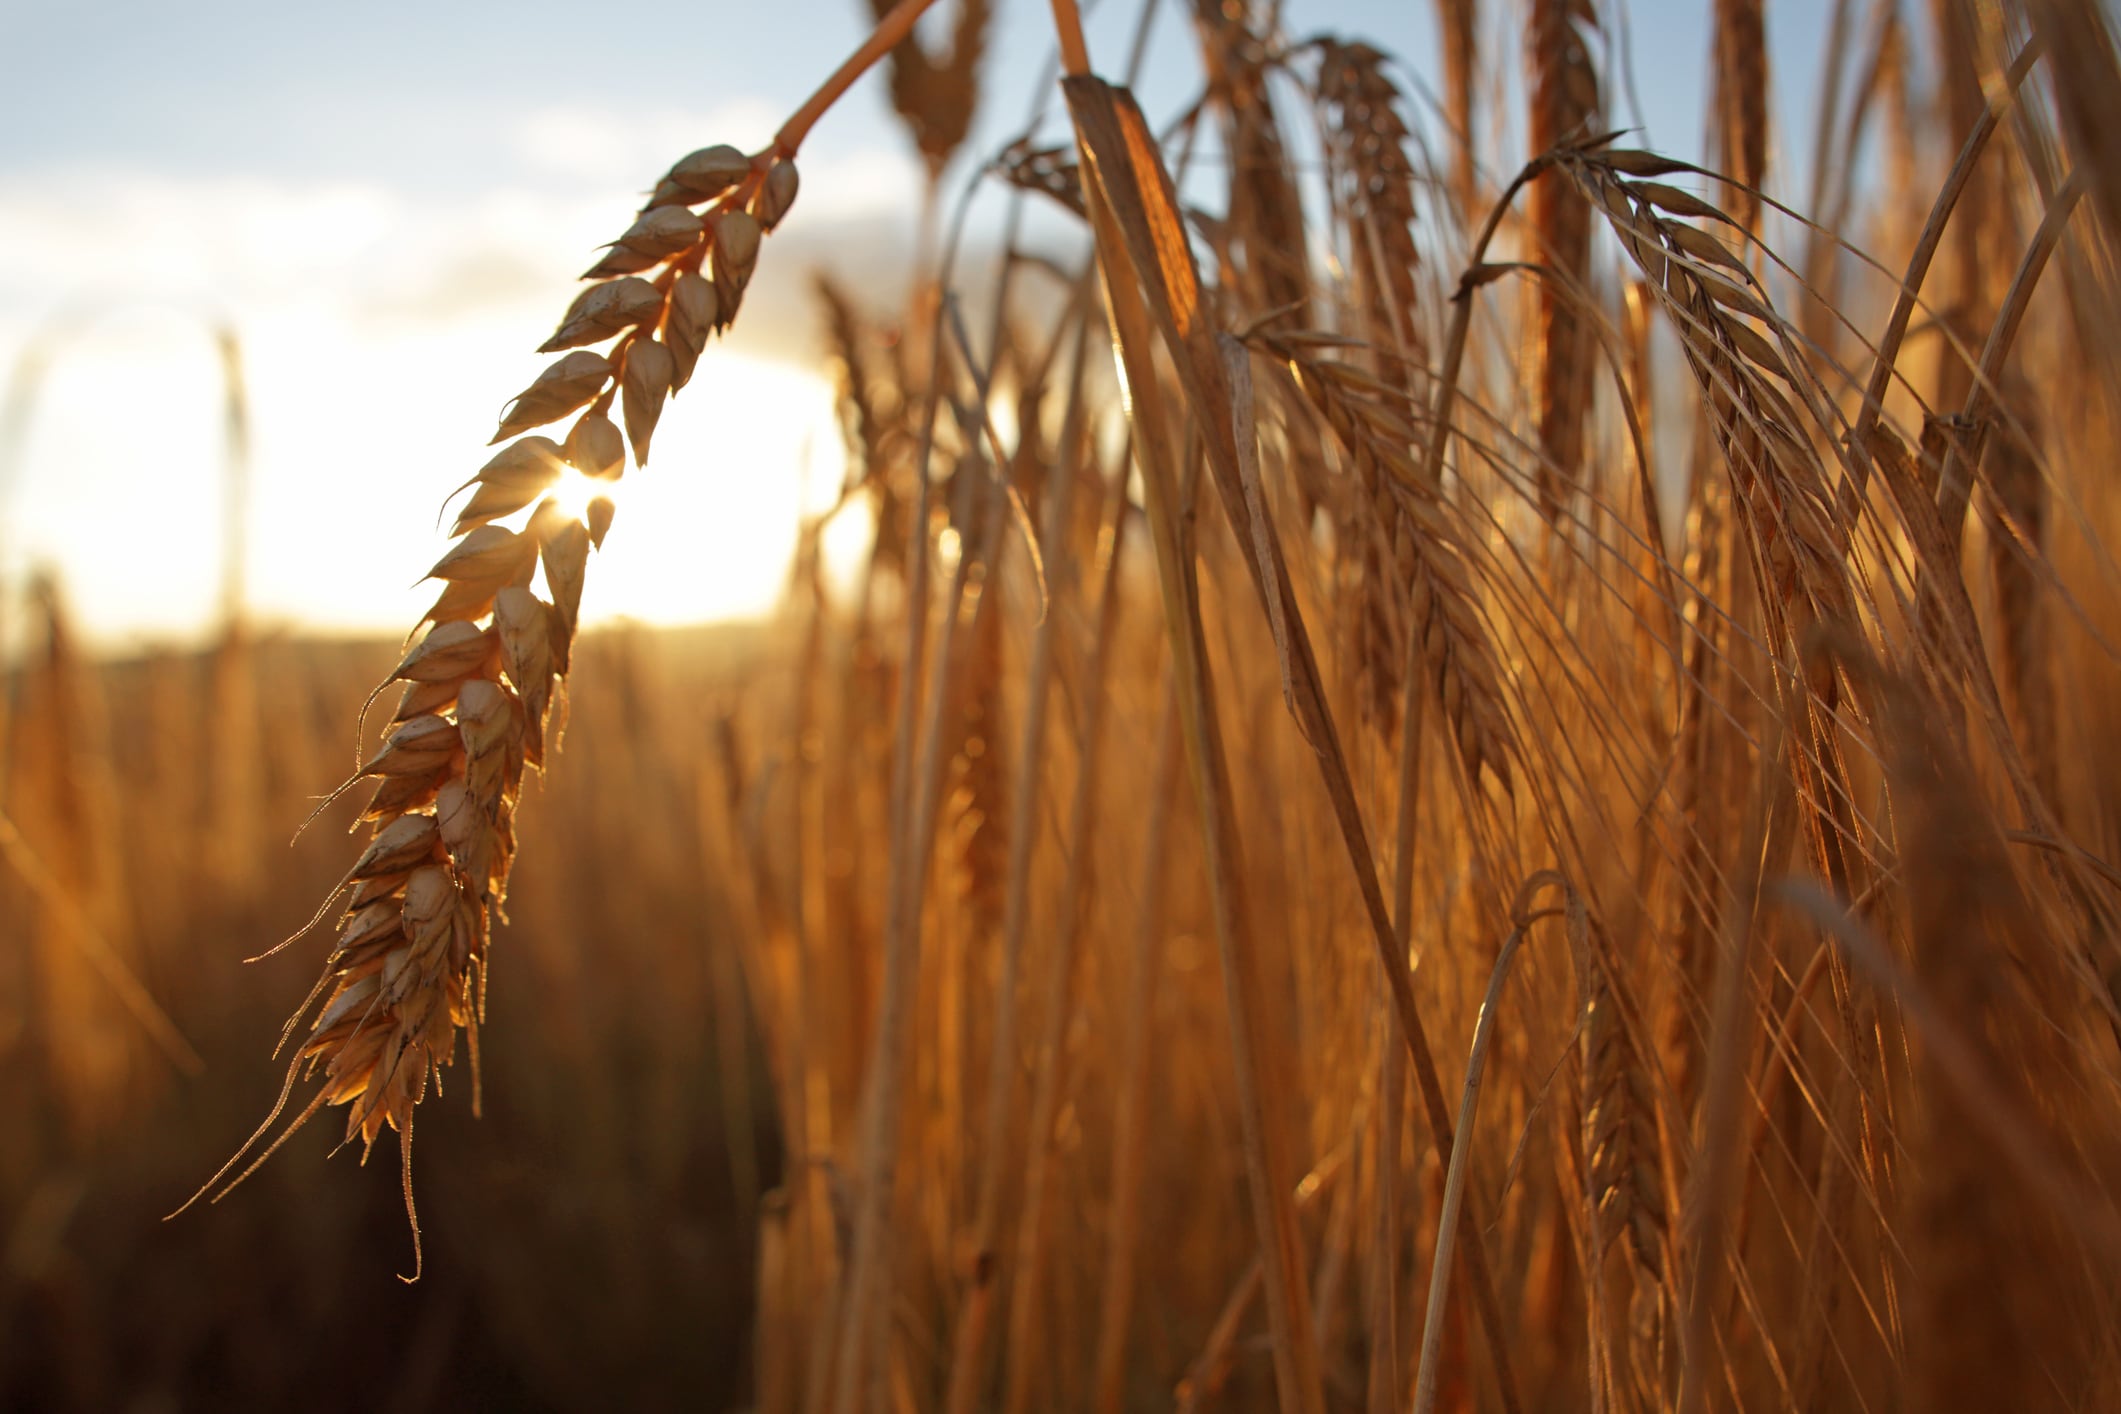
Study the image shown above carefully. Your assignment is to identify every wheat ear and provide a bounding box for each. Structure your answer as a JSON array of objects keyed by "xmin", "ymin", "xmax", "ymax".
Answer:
[{"xmin": 180, "ymin": 0, "xmax": 949, "ymax": 1276}]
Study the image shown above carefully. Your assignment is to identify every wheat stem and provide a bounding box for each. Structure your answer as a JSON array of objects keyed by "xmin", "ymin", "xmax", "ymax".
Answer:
[
  {"xmin": 999, "ymin": 426, "xmax": 1130, "ymax": 1414},
  {"xmin": 1071, "ymin": 124, "xmax": 1329, "ymax": 1414},
  {"xmin": 1090, "ymin": 676, "xmax": 1181, "ymax": 1414},
  {"xmin": 1933, "ymin": 169, "xmax": 2086, "ymax": 549},
  {"xmin": 1415, "ymin": 886, "xmax": 1569, "ymax": 1414},
  {"xmin": 942, "ymin": 283, "xmax": 1097, "ymax": 1414},
  {"xmin": 777, "ymin": 0, "xmax": 950, "ymax": 157},
  {"xmin": 1845, "ymin": 37, "xmax": 2041, "ymax": 507}
]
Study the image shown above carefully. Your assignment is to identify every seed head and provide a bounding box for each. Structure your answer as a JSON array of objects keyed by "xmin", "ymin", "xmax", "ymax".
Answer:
[
  {"xmin": 492, "ymin": 352, "xmax": 613, "ymax": 443},
  {"xmin": 564, "ymin": 411, "xmax": 626, "ymax": 480},
  {"xmin": 452, "ymin": 437, "xmax": 565, "ymax": 534},
  {"xmin": 621, "ymin": 340, "xmax": 675, "ymax": 465},
  {"xmin": 584, "ymin": 206, "xmax": 705, "ymax": 277},
  {"xmin": 711, "ymin": 211, "xmax": 763, "ymax": 322},
  {"xmin": 752, "ymin": 158, "xmax": 800, "ymax": 231},
  {"xmin": 657, "ymin": 144, "xmax": 751, "ymax": 204},
  {"xmin": 539, "ymin": 278, "xmax": 664, "ymax": 353},
  {"xmin": 392, "ymin": 621, "xmax": 496, "ymax": 684}
]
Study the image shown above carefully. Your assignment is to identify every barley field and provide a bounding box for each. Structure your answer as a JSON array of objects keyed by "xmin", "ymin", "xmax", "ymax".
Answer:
[{"xmin": 5, "ymin": 0, "xmax": 2121, "ymax": 1409}]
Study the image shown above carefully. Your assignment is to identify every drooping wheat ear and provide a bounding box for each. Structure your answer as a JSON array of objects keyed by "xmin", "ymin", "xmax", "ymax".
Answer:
[
  {"xmin": 1711, "ymin": 0, "xmax": 1768, "ymax": 229},
  {"xmin": 1316, "ymin": 40, "xmax": 1426, "ymax": 371},
  {"xmin": 1563, "ymin": 145, "xmax": 1876, "ymax": 916},
  {"xmin": 1311, "ymin": 39, "xmax": 1427, "ymax": 739},
  {"xmin": 868, "ymin": 0, "xmax": 990, "ymax": 180},
  {"xmin": 175, "ymin": 139, "xmax": 799, "ymax": 1275},
  {"xmin": 1560, "ymin": 148, "xmax": 1852, "ymax": 641},
  {"xmin": 1257, "ymin": 330, "xmax": 1514, "ymax": 789},
  {"xmin": 1527, "ymin": 0, "xmax": 1602, "ymax": 525}
]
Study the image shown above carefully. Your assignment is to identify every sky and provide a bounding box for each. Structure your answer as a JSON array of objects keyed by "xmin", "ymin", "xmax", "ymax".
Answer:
[{"xmin": 0, "ymin": 0, "xmax": 1829, "ymax": 648}]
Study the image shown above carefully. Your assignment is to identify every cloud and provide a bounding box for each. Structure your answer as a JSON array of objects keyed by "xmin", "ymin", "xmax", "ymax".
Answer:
[
  {"xmin": 0, "ymin": 116, "xmax": 924, "ymax": 339},
  {"xmin": 511, "ymin": 101, "xmax": 784, "ymax": 184},
  {"xmin": 509, "ymin": 101, "xmax": 925, "ymax": 222}
]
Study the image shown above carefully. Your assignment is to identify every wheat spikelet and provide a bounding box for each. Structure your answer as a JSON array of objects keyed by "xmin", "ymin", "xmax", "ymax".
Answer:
[
  {"xmin": 1581, "ymin": 938, "xmax": 1666, "ymax": 1282},
  {"xmin": 1259, "ymin": 337, "xmax": 1416, "ymax": 731},
  {"xmin": 1565, "ymin": 149, "xmax": 1893, "ymax": 938},
  {"xmin": 1527, "ymin": 0, "xmax": 1602, "ymax": 525},
  {"xmin": 1657, "ymin": 464, "xmax": 1731, "ymax": 1116},
  {"xmin": 183, "ymin": 141, "xmax": 803, "ymax": 1272},
  {"xmin": 1317, "ymin": 40, "xmax": 1426, "ymax": 369},
  {"xmin": 1258, "ymin": 330, "xmax": 1514, "ymax": 787}
]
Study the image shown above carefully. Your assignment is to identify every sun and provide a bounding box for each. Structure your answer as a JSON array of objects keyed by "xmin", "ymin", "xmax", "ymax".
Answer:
[{"xmin": 547, "ymin": 463, "xmax": 615, "ymax": 525}]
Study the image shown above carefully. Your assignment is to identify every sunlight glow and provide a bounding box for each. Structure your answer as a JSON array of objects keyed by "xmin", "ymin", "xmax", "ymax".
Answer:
[
  {"xmin": 571, "ymin": 350, "xmax": 856, "ymax": 629},
  {"xmin": 548, "ymin": 463, "xmax": 612, "ymax": 525},
  {"xmin": 4, "ymin": 312, "xmax": 860, "ymax": 645}
]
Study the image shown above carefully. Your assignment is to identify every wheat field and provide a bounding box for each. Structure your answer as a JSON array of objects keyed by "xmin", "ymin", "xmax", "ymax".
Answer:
[{"xmin": 6, "ymin": 0, "xmax": 2121, "ymax": 1409}]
